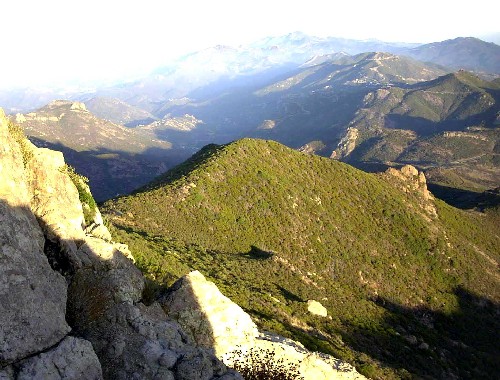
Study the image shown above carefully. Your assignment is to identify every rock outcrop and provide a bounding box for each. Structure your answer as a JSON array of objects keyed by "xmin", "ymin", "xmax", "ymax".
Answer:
[
  {"xmin": 384, "ymin": 164, "xmax": 437, "ymax": 217},
  {"xmin": 161, "ymin": 271, "xmax": 366, "ymax": 380},
  {"xmin": 161, "ymin": 271, "xmax": 260, "ymax": 357},
  {"xmin": 331, "ymin": 127, "xmax": 359, "ymax": 159},
  {"xmin": 15, "ymin": 337, "xmax": 102, "ymax": 380},
  {"xmin": 0, "ymin": 109, "xmax": 70, "ymax": 366},
  {"xmin": 0, "ymin": 109, "xmax": 240, "ymax": 379}
]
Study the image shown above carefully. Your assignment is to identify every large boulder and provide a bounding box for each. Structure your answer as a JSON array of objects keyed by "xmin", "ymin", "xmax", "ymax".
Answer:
[
  {"xmin": 160, "ymin": 271, "xmax": 366, "ymax": 380},
  {"xmin": 307, "ymin": 300, "xmax": 328, "ymax": 317},
  {"xmin": 160, "ymin": 270, "xmax": 259, "ymax": 357},
  {"xmin": 0, "ymin": 110, "xmax": 70, "ymax": 365},
  {"xmin": 75, "ymin": 301, "xmax": 240, "ymax": 380}
]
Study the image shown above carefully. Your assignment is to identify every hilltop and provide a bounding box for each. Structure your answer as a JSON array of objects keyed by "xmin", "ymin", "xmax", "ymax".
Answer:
[
  {"xmin": 334, "ymin": 71, "xmax": 500, "ymax": 195},
  {"xmin": 14, "ymin": 99, "xmax": 170, "ymax": 153},
  {"xmin": 402, "ymin": 37, "xmax": 500, "ymax": 76},
  {"xmin": 11, "ymin": 100, "xmax": 189, "ymax": 201},
  {"xmin": 104, "ymin": 138, "xmax": 500, "ymax": 379}
]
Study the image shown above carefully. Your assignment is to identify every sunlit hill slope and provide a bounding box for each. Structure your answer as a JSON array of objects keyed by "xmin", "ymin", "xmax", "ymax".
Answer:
[{"xmin": 104, "ymin": 138, "xmax": 500, "ymax": 379}]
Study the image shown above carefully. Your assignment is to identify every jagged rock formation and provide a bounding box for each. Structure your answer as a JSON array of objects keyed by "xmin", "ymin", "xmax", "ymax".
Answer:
[
  {"xmin": 0, "ymin": 109, "xmax": 240, "ymax": 379},
  {"xmin": 161, "ymin": 271, "xmax": 366, "ymax": 380},
  {"xmin": 384, "ymin": 164, "xmax": 437, "ymax": 218},
  {"xmin": 0, "ymin": 110, "xmax": 72, "ymax": 368},
  {"xmin": 161, "ymin": 271, "xmax": 260, "ymax": 357},
  {"xmin": 331, "ymin": 127, "xmax": 359, "ymax": 159}
]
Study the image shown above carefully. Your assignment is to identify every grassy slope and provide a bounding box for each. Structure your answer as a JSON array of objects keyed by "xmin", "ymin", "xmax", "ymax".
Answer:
[{"xmin": 103, "ymin": 138, "xmax": 499, "ymax": 379}]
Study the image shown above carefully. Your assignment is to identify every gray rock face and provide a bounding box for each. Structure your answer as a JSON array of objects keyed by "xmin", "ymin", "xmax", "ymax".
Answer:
[
  {"xmin": 16, "ymin": 336, "xmax": 103, "ymax": 380},
  {"xmin": 77, "ymin": 301, "xmax": 231, "ymax": 380},
  {"xmin": 0, "ymin": 366, "xmax": 14, "ymax": 380},
  {"xmin": 0, "ymin": 110, "xmax": 70, "ymax": 365}
]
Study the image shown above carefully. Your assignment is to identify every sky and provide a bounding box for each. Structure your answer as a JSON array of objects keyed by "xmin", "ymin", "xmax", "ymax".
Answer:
[{"xmin": 1, "ymin": 0, "xmax": 499, "ymax": 90}]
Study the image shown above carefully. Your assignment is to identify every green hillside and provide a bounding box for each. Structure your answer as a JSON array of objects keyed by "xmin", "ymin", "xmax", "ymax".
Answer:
[
  {"xmin": 103, "ymin": 138, "xmax": 499, "ymax": 379},
  {"xmin": 349, "ymin": 71, "xmax": 499, "ymax": 136},
  {"xmin": 337, "ymin": 72, "xmax": 500, "ymax": 194}
]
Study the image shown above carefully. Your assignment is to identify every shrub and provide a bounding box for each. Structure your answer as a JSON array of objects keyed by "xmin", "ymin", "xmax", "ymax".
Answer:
[
  {"xmin": 62, "ymin": 164, "xmax": 97, "ymax": 225},
  {"xmin": 227, "ymin": 347, "xmax": 303, "ymax": 380},
  {"xmin": 7, "ymin": 121, "xmax": 33, "ymax": 166}
]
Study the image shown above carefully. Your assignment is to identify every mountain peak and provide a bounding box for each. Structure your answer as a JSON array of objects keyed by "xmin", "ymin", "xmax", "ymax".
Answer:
[
  {"xmin": 430, "ymin": 70, "xmax": 496, "ymax": 90},
  {"xmin": 47, "ymin": 99, "xmax": 86, "ymax": 110}
]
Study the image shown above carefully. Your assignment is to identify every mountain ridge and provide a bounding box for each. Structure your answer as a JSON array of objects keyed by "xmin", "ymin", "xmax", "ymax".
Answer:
[{"xmin": 104, "ymin": 137, "xmax": 500, "ymax": 379}]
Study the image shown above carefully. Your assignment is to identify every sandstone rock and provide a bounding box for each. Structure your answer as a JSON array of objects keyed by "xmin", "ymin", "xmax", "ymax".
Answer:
[
  {"xmin": 70, "ymin": 102, "xmax": 87, "ymax": 111},
  {"xmin": 245, "ymin": 338, "xmax": 366, "ymax": 380},
  {"xmin": 307, "ymin": 300, "xmax": 328, "ymax": 317},
  {"xmin": 160, "ymin": 270, "xmax": 259, "ymax": 357},
  {"xmin": 16, "ymin": 336, "xmax": 103, "ymax": 380},
  {"xmin": 384, "ymin": 165, "xmax": 436, "ymax": 216},
  {"xmin": 14, "ymin": 113, "xmax": 26, "ymax": 123},
  {"xmin": 0, "ymin": 111, "xmax": 70, "ymax": 365},
  {"xmin": 331, "ymin": 127, "xmax": 359, "ymax": 159},
  {"xmin": 85, "ymin": 223, "xmax": 112, "ymax": 242},
  {"xmin": 27, "ymin": 146, "xmax": 87, "ymax": 272},
  {"xmin": 400, "ymin": 164, "xmax": 419, "ymax": 177},
  {"xmin": 76, "ymin": 236, "xmax": 138, "ymax": 270}
]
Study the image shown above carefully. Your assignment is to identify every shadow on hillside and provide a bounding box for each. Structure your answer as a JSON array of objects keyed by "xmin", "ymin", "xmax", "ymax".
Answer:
[
  {"xmin": 240, "ymin": 245, "xmax": 274, "ymax": 260},
  {"xmin": 385, "ymin": 111, "xmax": 497, "ymax": 136},
  {"xmin": 427, "ymin": 183, "xmax": 500, "ymax": 210},
  {"xmin": 276, "ymin": 285, "xmax": 304, "ymax": 303},
  {"xmin": 339, "ymin": 287, "xmax": 500, "ymax": 379}
]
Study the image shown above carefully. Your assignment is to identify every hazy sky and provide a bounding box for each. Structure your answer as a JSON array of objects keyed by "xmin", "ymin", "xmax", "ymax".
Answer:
[{"xmin": 1, "ymin": 0, "xmax": 498, "ymax": 89}]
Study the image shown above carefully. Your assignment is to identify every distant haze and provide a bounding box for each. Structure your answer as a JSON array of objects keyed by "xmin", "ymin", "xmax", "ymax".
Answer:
[{"xmin": 1, "ymin": 0, "xmax": 499, "ymax": 89}]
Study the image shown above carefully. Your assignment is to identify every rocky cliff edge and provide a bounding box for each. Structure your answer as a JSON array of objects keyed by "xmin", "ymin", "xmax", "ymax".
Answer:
[{"xmin": 0, "ymin": 109, "xmax": 241, "ymax": 380}]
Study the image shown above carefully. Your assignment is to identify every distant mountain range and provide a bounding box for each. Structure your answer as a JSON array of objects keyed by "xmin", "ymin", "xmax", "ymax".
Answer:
[
  {"xmin": 403, "ymin": 37, "xmax": 500, "ymax": 76},
  {"xmin": 334, "ymin": 71, "xmax": 500, "ymax": 192},
  {"xmin": 2, "ymin": 33, "xmax": 498, "ymax": 114},
  {"xmin": 3, "ymin": 33, "xmax": 499, "ymax": 201}
]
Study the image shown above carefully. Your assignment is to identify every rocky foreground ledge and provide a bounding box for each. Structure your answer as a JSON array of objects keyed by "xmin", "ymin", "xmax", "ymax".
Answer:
[{"xmin": 0, "ymin": 108, "xmax": 365, "ymax": 379}]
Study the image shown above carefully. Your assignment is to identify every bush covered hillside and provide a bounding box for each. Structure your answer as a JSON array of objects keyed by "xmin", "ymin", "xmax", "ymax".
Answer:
[{"xmin": 103, "ymin": 138, "xmax": 499, "ymax": 379}]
